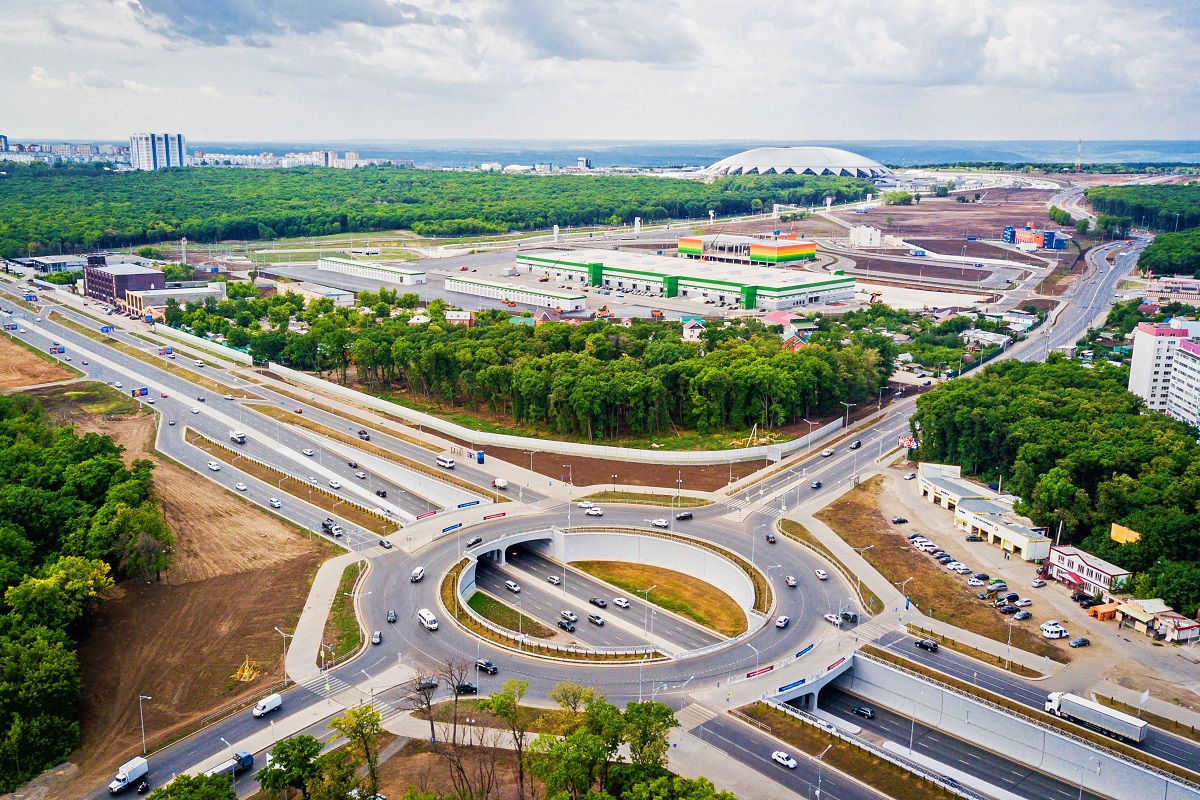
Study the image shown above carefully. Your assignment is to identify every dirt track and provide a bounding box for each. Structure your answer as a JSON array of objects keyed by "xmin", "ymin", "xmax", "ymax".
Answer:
[
  {"xmin": 25, "ymin": 391, "xmax": 330, "ymax": 797},
  {"xmin": 0, "ymin": 335, "xmax": 75, "ymax": 390}
]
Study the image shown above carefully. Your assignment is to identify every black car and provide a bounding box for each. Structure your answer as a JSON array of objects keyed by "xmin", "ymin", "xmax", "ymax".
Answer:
[
  {"xmin": 1080, "ymin": 598, "xmax": 1103, "ymax": 609},
  {"xmin": 972, "ymin": 573, "xmax": 989, "ymax": 581},
  {"xmin": 851, "ymin": 705, "xmax": 874, "ymax": 719},
  {"xmin": 840, "ymin": 611, "xmax": 859, "ymax": 624},
  {"xmin": 475, "ymin": 659, "xmax": 498, "ymax": 674},
  {"xmin": 456, "ymin": 682, "xmax": 479, "ymax": 695},
  {"xmin": 358, "ymin": 430, "xmax": 371, "ymax": 441},
  {"xmin": 811, "ymin": 480, "xmax": 823, "ymax": 489},
  {"xmin": 965, "ymin": 535, "xmax": 984, "ymax": 542},
  {"xmin": 908, "ymin": 533, "xmax": 924, "ymax": 540},
  {"xmin": 998, "ymin": 604, "xmax": 1019, "ymax": 615},
  {"xmin": 557, "ymin": 619, "xmax": 576, "ymax": 633},
  {"xmin": 386, "ymin": 609, "xmax": 397, "ymax": 623},
  {"xmin": 347, "ymin": 461, "xmax": 358, "ymax": 468},
  {"xmin": 915, "ymin": 639, "xmax": 939, "ymax": 653},
  {"xmin": 589, "ymin": 597, "xmax": 608, "ymax": 608},
  {"xmin": 1069, "ymin": 637, "xmax": 1091, "ymax": 648},
  {"xmin": 1070, "ymin": 591, "xmax": 1092, "ymax": 603},
  {"xmin": 891, "ymin": 517, "xmax": 908, "ymax": 524},
  {"xmin": 936, "ymin": 555, "xmax": 954, "ymax": 564},
  {"xmin": 765, "ymin": 534, "xmax": 777, "ymax": 544},
  {"xmin": 415, "ymin": 678, "xmax": 439, "ymax": 691},
  {"xmin": 849, "ymin": 440, "xmax": 862, "ymax": 450},
  {"xmin": 675, "ymin": 511, "xmax": 693, "ymax": 521},
  {"xmin": 375, "ymin": 489, "xmax": 388, "ymax": 498}
]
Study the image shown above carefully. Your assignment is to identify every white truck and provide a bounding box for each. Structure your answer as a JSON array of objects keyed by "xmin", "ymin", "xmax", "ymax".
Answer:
[
  {"xmin": 229, "ymin": 430, "xmax": 246, "ymax": 444},
  {"xmin": 1045, "ymin": 692, "xmax": 1148, "ymax": 743},
  {"xmin": 491, "ymin": 478, "xmax": 508, "ymax": 490},
  {"xmin": 108, "ymin": 756, "xmax": 148, "ymax": 794}
]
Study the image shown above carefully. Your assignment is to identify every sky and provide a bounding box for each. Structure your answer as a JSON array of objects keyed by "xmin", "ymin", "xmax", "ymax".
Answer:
[{"xmin": 4, "ymin": 0, "xmax": 1200, "ymax": 142}]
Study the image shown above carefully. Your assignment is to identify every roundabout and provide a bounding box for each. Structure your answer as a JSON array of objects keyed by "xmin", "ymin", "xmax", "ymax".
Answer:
[{"xmin": 357, "ymin": 503, "xmax": 865, "ymax": 704}]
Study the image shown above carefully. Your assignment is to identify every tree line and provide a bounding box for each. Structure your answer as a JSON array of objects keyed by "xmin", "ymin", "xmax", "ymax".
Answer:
[
  {"xmin": 170, "ymin": 292, "xmax": 893, "ymax": 443},
  {"xmin": 0, "ymin": 394, "xmax": 173, "ymax": 790},
  {"xmin": 910, "ymin": 358, "xmax": 1200, "ymax": 616},
  {"xmin": 1085, "ymin": 185, "xmax": 1200, "ymax": 233},
  {"xmin": 0, "ymin": 162, "xmax": 874, "ymax": 258}
]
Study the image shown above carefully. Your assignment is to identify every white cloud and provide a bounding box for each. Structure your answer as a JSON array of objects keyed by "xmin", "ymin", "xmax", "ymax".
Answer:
[
  {"xmin": 29, "ymin": 65, "xmax": 65, "ymax": 89},
  {"xmin": 198, "ymin": 85, "xmax": 225, "ymax": 99}
]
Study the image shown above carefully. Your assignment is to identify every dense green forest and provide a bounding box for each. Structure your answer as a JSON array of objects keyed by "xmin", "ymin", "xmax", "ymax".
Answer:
[
  {"xmin": 911, "ymin": 359, "xmax": 1200, "ymax": 616},
  {"xmin": 1085, "ymin": 185, "xmax": 1200, "ymax": 232},
  {"xmin": 0, "ymin": 393, "xmax": 173, "ymax": 790},
  {"xmin": 1137, "ymin": 228, "xmax": 1200, "ymax": 276},
  {"xmin": 0, "ymin": 162, "xmax": 874, "ymax": 258},
  {"xmin": 169, "ymin": 287, "xmax": 893, "ymax": 442}
]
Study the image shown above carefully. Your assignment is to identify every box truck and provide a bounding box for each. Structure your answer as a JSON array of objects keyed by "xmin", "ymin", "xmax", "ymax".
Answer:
[
  {"xmin": 1044, "ymin": 692, "xmax": 1148, "ymax": 743},
  {"xmin": 205, "ymin": 750, "xmax": 254, "ymax": 778},
  {"xmin": 108, "ymin": 756, "xmax": 148, "ymax": 794},
  {"xmin": 229, "ymin": 430, "xmax": 246, "ymax": 444}
]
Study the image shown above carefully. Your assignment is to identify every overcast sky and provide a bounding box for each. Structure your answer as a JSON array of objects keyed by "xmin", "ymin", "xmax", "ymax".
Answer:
[{"xmin": 5, "ymin": 0, "xmax": 1199, "ymax": 142}]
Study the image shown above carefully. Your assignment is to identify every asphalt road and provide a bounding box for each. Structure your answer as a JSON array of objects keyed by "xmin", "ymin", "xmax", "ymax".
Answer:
[{"xmin": 818, "ymin": 688, "xmax": 1108, "ymax": 800}]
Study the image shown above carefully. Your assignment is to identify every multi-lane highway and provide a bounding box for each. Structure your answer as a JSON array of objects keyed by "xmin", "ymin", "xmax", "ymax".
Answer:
[{"xmin": 5, "ymin": 231, "xmax": 1187, "ymax": 800}]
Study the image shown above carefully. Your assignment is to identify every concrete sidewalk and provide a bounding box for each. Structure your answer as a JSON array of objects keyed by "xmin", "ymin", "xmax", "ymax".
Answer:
[{"xmin": 286, "ymin": 551, "xmax": 365, "ymax": 683}]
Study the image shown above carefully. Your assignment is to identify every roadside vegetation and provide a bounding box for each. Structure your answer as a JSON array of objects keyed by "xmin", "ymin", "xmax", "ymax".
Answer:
[
  {"xmin": 320, "ymin": 564, "xmax": 364, "ymax": 666},
  {"xmin": 814, "ymin": 476, "xmax": 1067, "ymax": 660},
  {"xmin": 577, "ymin": 491, "xmax": 710, "ymax": 508},
  {"xmin": 739, "ymin": 702, "xmax": 960, "ymax": 800},
  {"xmin": 0, "ymin": 161, "xmax": 873, "ymax": 257},
  {"xmin": 467, "ymin": 592, "xmax": 554, "ymax": 638},
  {"xmin": 0, "ymin": 393, "xmax": 173, "ymax": 791},
  {"xmin": 911, "ymin": 358, "xmax": 1200, "ymax": 617},
  {"xmin": 571, "ymin": 561, "xmax": 747, "ymax": 637}
]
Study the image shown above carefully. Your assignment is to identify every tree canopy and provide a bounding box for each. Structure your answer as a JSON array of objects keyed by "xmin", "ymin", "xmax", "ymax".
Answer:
[{"xmin": 911, "ymin": 358, "xmax": 1200, "ymax": 615}]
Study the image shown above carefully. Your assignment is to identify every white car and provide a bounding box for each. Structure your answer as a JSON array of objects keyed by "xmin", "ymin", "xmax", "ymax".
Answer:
[
  {"xmin": 650, "ymin": 518, "xmax": 669, "ymax": 528},
  {"xmin": 302, "ymin": 448, "xmax": 315, "ymax": 457},
  {"xmin": 1015, "ymin": 598, "xmax": 1032, "ymax": 607},
  {"xmin": 968, "ymin": 577, "xmax": 985, "ymax": 586},
  {"xmin": 955, "ymin": 565, "xmax": 972, "ymax": 574},
  {"xmin": 946, "ymin": 561, "xmax": 964, "ymax": 570},
  {"xmin": 771, "ymin": 751, "xmax": 797, "ymax": 769},
  {"xmin": 356, "ymin": 471, "xmax": 367, "ymax": 479},
  {"xmin": 190, "ymin": 407, "xmax": 200, "ymax": 414},
  {"xmin": 505, "ymin": 580, "xmax": 521, "ymax": 593},
  {"xmin": 223, "ymin": 394, "xmax": 234, "ymax": 400},
  {"xmin": 329, "ymin": 479, "xmax": 342, "ymax": 489},
  {"xmin": 1031, "ymin": 579, "xmax": 1046, "ymax": 588},
  {"xmin": 146, "ymin": 398, "xmax": 154, "ymax": 404},
  {"xmin": 904, "ymin": 472, "xmax": 917, "ymax": 480},
  {"xmin": 114, "ymin": 381, "xmax": 123, "ymax": 388},
  {"xmin": 814, "ymin": 569, "xmax": 828, "ymax": 581},
  {"xmin": 269, "ymin": 498, "xmax": 282, "ymax": 508},
  {"xmin": 775, "ymin": 615, "xmax": 790, "ymax": 628},
  {"xmin": 821, "ymin": 448, "xmax": 835, "ymax": 457},
  {"xmin": 547, "ymin": 575, "xmax": 561, "ymax": 585},
  {"xmin": 785, "ymin": 575, "xmax": 797, "ymax": 587},
  {"xmin": 585, "ymin": 507, "xmax": 603, "ymax": 517},
  {"xmin": 206, "ymin": 461, "xmax": 221, "ymax": 471},
  {"xmin": 235, "ymin": 482, "xmax": 247, "ymax": 492},
  {"xmin": 823, "ymin": 613, "xmax": 841, "ymax": 625},
  {"xmin": 613, "ymin": 598, "xmax": 630, "ymax": 609},
  {"xmin": 578, "ymin": 500, "xmax": 595, "ymax": 509}
]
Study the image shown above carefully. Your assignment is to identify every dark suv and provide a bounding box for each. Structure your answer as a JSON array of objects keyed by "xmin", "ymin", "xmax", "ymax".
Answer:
[
  {"xmin": 474, "ymin": 659, "xmax": 497, "ymax": 674},
  {"xmin": 557, "ymin": 619, "xmax": 576, "ymax": 633},
  {"xmin": 358, "ymin": 429, "xmax": 371, "ymax": 441},
  {"xmin": 675, "ymin": 511, "xmax": 693, "ymax": 521},
  {"xmin": 915, "ymin": 639, "xmax": 939, "ymax": 653}
]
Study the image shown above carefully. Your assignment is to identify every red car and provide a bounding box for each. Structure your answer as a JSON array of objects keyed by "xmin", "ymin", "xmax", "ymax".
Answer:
[{"xmin": 294, "ymin": 408, "xmax": 303, "ymax": 414}]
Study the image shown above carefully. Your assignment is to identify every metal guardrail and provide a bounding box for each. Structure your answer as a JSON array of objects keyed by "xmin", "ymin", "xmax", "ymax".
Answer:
[
  {"xmin": 856, "ymin": 650, "xmax": 1200, "ymax": 791},
  {"xmin": 761, "ymin": 698, "xmax": 990, "ymax": 800}
]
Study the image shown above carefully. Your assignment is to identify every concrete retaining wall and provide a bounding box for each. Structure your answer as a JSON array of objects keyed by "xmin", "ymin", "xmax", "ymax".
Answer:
[
  {"xmin": 834, "ymin": 655, "xmax": 1200, "ymax": 800},
  {"xmin": 267, "ymin": 362, "xmax": 842, "ymax": 465}
]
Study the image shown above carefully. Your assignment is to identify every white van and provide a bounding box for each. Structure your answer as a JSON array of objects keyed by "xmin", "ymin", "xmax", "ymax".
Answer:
[
  {"xmin": 410, "ymin": 567, "xmax": 425, "ymax": 583},
  {"xmin": 194, "ymin": 359, "xmax": 205, "ymax": 367},
  {"xmin": 436, "ymin": 455, "xmax": 456, "ymax": 469},
  {"xmin": 252, "ymin": 693, "xmax": 282, "ymax": 717},
  {"xmin": 418, "ymin": 608, "xmax": 438, "ymax": 631}
]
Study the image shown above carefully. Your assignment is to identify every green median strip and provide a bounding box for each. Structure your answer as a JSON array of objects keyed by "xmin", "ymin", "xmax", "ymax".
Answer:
[
  {"xmin": 577, "ymin": 491, "xmax": 710, "ymax": 508},
  {"xmin": 467, "ymin": 592, "xmax": 554, "ymax": 638},
  {"xmin": 320, "ymin": 563, "xmax": 363, "ymax": 668}
]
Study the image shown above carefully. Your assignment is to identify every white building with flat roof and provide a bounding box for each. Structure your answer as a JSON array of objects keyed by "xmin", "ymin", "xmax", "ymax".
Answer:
[
  {"xmin": 285, "ymin": 281, "xmax": 355, "ymax": 307},
  {"xmin": 316, "ymin": 256, "xmax": 426, "ymax": 285},
  {"xmin": 954, "ymin": 498, "xmax": 1050, "ymax": 561},
  {"xmin": 129, "ymin": 133, "xmax": 187, "ymax": 170},
  {"xmin": 444, "ymin": 276, "xmax": 586, "ymax": 310},
  {"xmin": 1047, "ymin": 545, "xmax": 1132, "ymax": 599},
  {"xmin": 1167, "ymin": 339, "xmax": 1200, "ymax": 427},
  {"xmin": 515, "ymin": 248, "xmax": 854, "ymax": 310},
  {"xmin": 1128, "ymin": 321, "xmax": 1188, "ymax": 411}
]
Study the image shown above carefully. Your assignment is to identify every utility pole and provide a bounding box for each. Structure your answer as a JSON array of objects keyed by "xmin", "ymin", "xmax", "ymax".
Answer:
[{"xmin": 138, "ymin": 695, "xmax": 152, "ymax": 754}]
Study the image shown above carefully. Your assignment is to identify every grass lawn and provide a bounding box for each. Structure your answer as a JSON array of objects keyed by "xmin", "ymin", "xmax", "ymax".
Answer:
[
  {"xmin": 779, "ymin": 519, "xmax": 883, "ymax": 614},
  {"xmin": 578, "ymin": 491, "xmax": 710, "ymax": 508},
  {"xmin": 425, "ymin": 699, "xmax": 576, "ymax": 735},
  {"xmin": 467, "ymin": 592, "xmax": 554, "ymax": 638},
  {"xmin": 739, "ymin": 702, "xmax": 959, "ymax": 800},
  {"xmin": 814, "ymin": 476, "xmax": 1068, "ymax": 663},
  {"xmin": 321, "ymin": 563, "xmax": 363, "ymax": 666},
  {"xmin": 570, "ymin": 561, "xmax": 747, "ymax": 637},
  {"xmin": 39, "ymin": 382, "xmax": 144, "ymax": 417}
]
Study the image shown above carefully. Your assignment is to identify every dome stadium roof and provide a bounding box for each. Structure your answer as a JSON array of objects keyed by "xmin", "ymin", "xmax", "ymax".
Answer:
[{"xmin": 706, "ymin": 146, "xmax": 892, "ymax": 179}]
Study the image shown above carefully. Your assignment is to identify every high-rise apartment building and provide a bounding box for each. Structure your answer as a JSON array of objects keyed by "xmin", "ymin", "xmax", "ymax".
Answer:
[
  {"xmin": 1128, "ymin": 322, "xmax": 1188, "ymax": 411},
  {"xmin": 129, "ymin": 133, "xmax": 187, "ymax": 170},
  {"xmin": 1167, "ymin": 340, "xmax": 1200, "ymax": 427},
  {"xmin": 0, "ymin": 135, "xmax": 8, "ymax": 152}
]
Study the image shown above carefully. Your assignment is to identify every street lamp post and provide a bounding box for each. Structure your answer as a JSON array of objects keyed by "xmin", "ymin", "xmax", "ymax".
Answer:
[
  {"xmin": 138, "ymin": 695, "xmax": 152, "ymax": 754},
  {"xmin": 839, "ymin": 401, "xmax": 855, "ymax": 429},
  {"xmin": 611, "ymin": 473, "xmax": 617, "ymax": 491},
  {"xmin": 636, "ymin": 585, "xmax": 656, "ymax": 634},
  {"xmin": 813, "ymin": 743, "xmax": 832, "ymax": 798},
  {"xmin": 273, "ymin": 627, "xmax": 293, "ymax": 683}
]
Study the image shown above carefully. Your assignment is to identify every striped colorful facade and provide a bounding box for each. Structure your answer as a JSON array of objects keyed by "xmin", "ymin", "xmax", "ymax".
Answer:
[{"xmin": 749, "ymin": 240, "xmax": 816, "ymax": 264}]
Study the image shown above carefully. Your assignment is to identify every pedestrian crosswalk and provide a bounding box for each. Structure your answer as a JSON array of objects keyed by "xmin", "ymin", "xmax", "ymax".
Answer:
[
  {"xmin": 299, "ymin": 673, "xmax": 406, "ymax": 721},
  {"xmin": 301, "ymin": 673, "xmax": 352, "ymax": 697},
  {"xmin": 677, "ymin": 703, "xmax": 716, "ymax": 731}
]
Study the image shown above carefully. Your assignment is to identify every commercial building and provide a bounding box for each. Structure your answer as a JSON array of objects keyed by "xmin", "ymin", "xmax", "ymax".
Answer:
[
  {"xmin": 28, "ymin": 255, "xmax": 86, "ymax": 274},
  {"xmin": 848, "ymin": 225, "xmax": 882, "ymax": 248},
  {"xmin": 1047, "ymin": 545, "xmax": 1132, "ymax": 600},
  {"xmin": 285, "ymin": 281, "xmax": 355, "ymax": 307},
  {"xmin": 952, "ymin": 498, "xmax": 1050, "ymax": 561},
  {"xmin": 677, "ymin": 234, "xmax": 816, "ymax": 266},
  {"xmin": 705, "ymin": 146, "xmax": 892, "ymax": 179},
  {"xmin": 125, "ymin": 282, "xmax": 227, "ymax": 319},
  {"xmin": 1145, "ymin": 276, "xmax": 1200, "ymax": 307},
  {"xmin": 316, "ymin": 256, "xmax": 426, "ymax": 285},
  {"xmin": 1128, "ymin": 321, "xmax": 1188, "ymax": 411},
  {"xmin": 129, "ymin": 133, "xmax": 187, "ymax": 171},
  {"xmin": 515, "ymin": 248, "xmax": 854, "ymax": 310},
  {"xmin": 83, "ymin": 263, "xmax": 165, "ymax": 306},
  {"xmin": 443, "ymin": 275, "xmax": 587, "ymax": 311},
  {"xmin": 1167, "ymin": 339, "xmax": 1200, "ymax": 426},
  {"xmin": 1003, "ymin": 225, "xmax": 1067, "ymax": 250}
]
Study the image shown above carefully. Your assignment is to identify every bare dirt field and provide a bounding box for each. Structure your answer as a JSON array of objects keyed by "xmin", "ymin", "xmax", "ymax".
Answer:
[
  {"xmin": 831, "ymin": 189, "xmax": 1057, "ymax": 240},
  {"xmin": 853, "ymin": 258, "xmax": 993, "ymax": 284},
  {"xmin": 0, "ymin": 335, "xmax": 76, "ymax": 389},
  {"xmin": 24, "ymin": 384, "xmax": 330, "ymax": 797},
  {"xmin": 377, "ymin": 739, "xmax": 530, "ymax": 800}
]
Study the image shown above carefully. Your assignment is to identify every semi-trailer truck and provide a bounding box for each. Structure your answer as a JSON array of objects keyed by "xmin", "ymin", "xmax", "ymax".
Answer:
[
  {"xmin": 205, "ymin": 750, "xmax": 254, "ymax": 778},
  {"xmin": 229, "ymin": 430, "xmax": 246, "ymax": 444},
  {"xmin": 108, "ymin": 756, "xmax": 148, "ymax": 793},
  {"xmin": 1045, "ymin": 692, "xmax": 1148, "ymax": 743}
]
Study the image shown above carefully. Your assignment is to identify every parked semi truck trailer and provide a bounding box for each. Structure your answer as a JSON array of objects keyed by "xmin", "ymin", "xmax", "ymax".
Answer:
[{"xmin": 1045, "ymin": 692, "xmax": 1148, "ymax": 743}]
